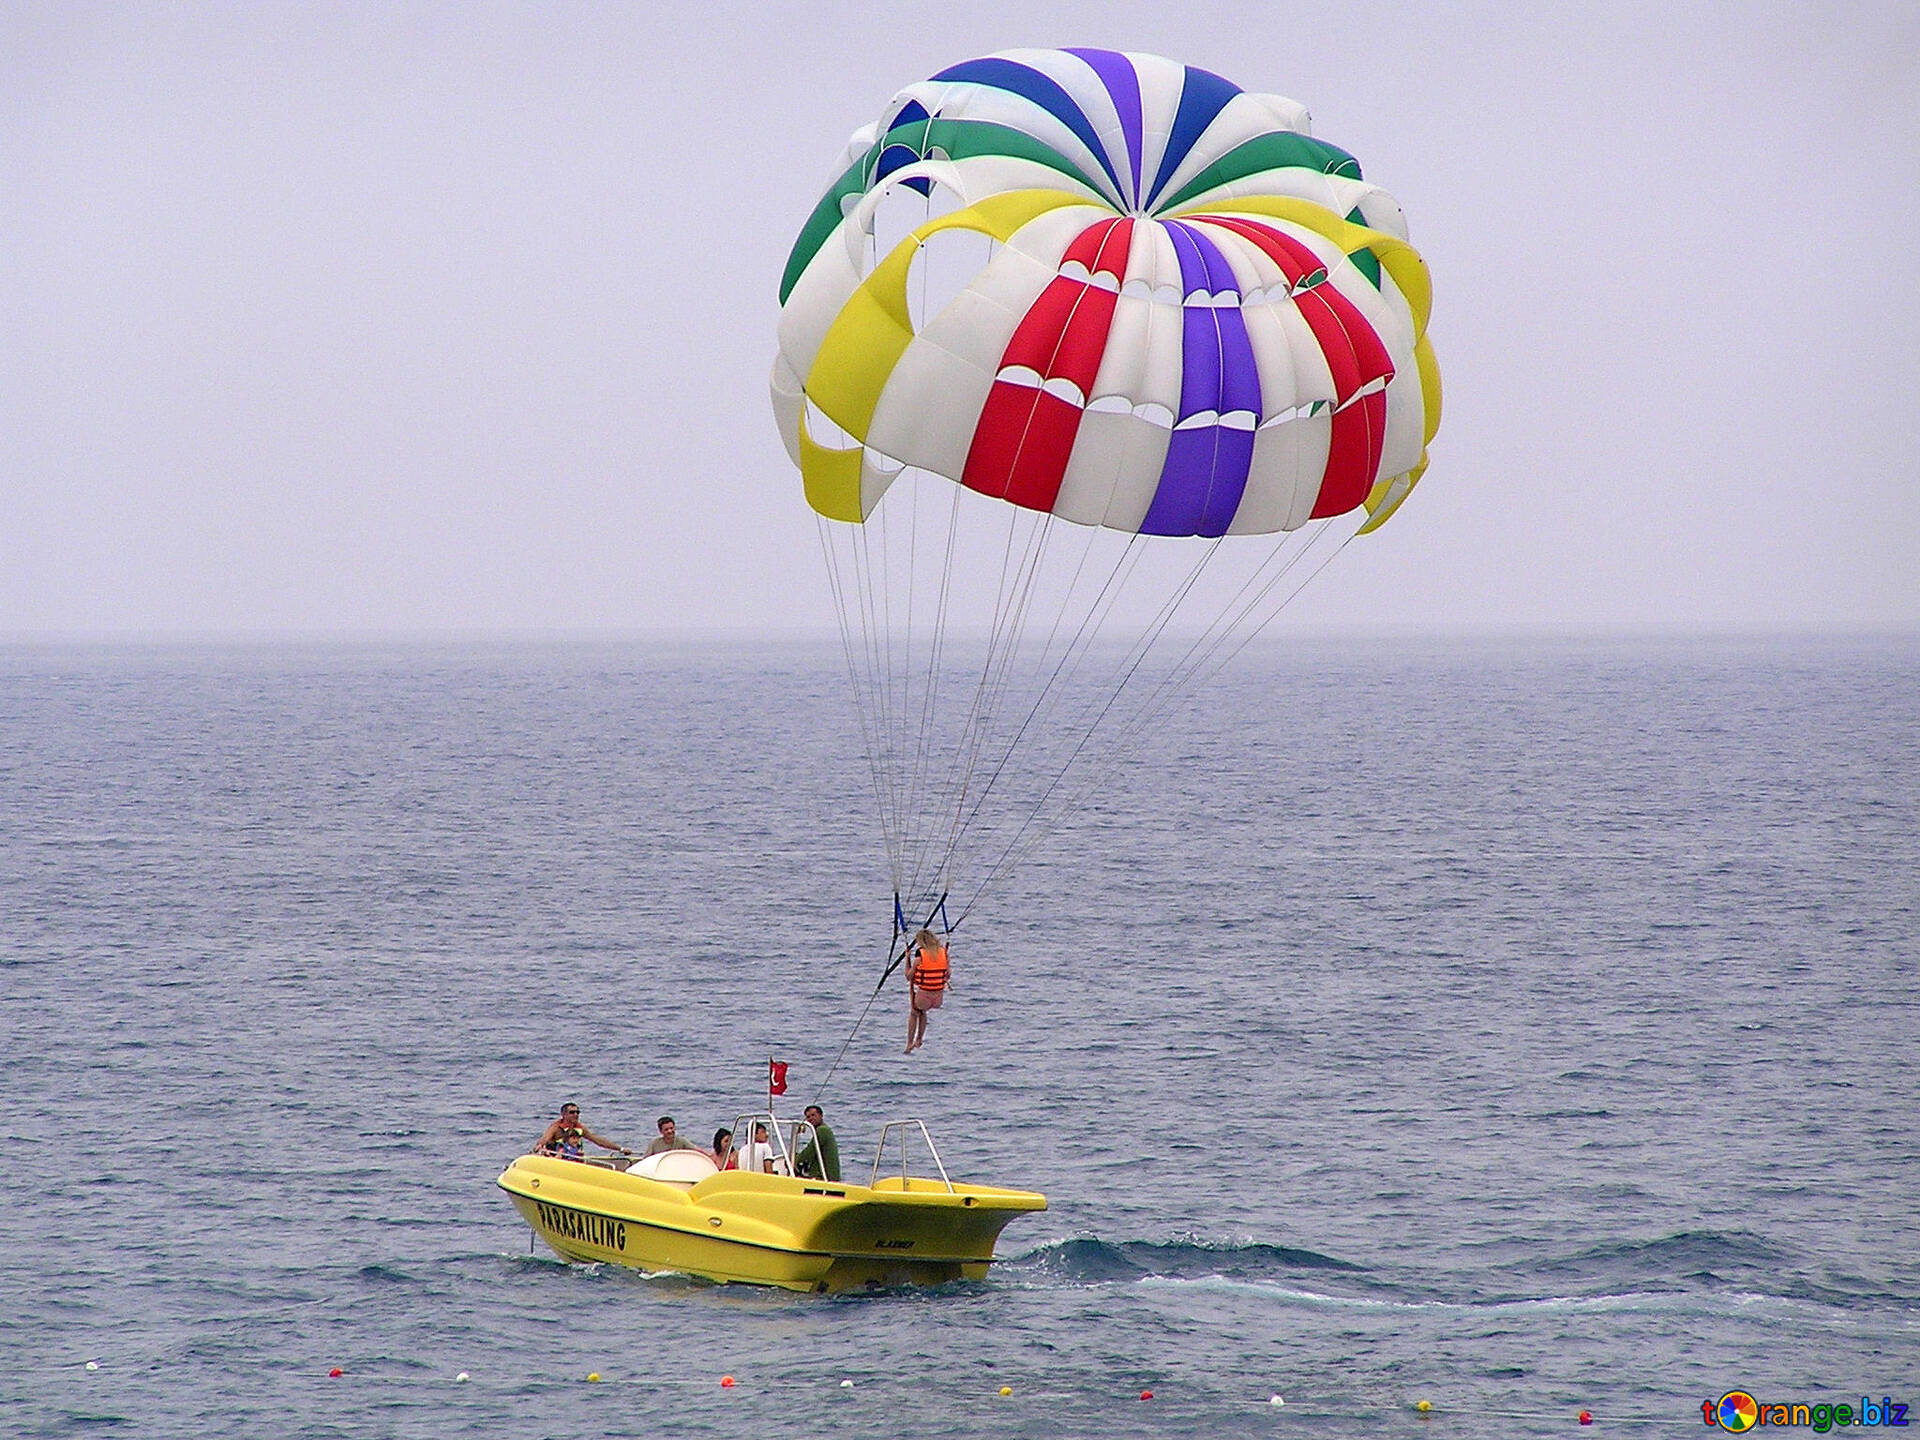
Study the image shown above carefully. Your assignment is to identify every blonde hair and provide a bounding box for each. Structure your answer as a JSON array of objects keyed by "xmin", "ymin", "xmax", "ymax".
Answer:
[{"xmin": 913, "ymin": 928, "xmax": 942, "ymax": 951}]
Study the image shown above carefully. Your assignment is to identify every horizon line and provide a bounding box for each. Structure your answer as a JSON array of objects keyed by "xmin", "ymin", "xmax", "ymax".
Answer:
[{"xmin": 2, "ymin": 623, "xmax": 1915, "ymax": 648}]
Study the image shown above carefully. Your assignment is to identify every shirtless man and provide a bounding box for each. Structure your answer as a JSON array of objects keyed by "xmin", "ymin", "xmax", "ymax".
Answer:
[{"xmin": 534, "ymin": 1102, "xmax": 630, "ymax": 1161}]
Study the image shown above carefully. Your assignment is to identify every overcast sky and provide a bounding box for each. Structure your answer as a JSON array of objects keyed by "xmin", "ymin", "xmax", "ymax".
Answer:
[{"xmin": 4, "ymin": 1, "xmax": 1916, "ymax": 638}]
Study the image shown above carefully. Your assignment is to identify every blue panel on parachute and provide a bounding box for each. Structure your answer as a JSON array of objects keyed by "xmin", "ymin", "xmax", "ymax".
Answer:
[
  {"xmin": 929, "ymin": 56, "xmax": 1126, "ymax": 203},
  {"xmin": 876, "ymin": 143, "xmax": 934, "ymax": 195}
]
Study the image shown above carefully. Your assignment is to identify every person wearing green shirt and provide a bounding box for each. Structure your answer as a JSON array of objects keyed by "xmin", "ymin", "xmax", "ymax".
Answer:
[
  {"xmin": 643, "ymin": 1116, "xmax": 698, "ymax": 1156},
  {"xmin": 795, "ymin": 1104, "xmax": 841, "ymax": 1182}
]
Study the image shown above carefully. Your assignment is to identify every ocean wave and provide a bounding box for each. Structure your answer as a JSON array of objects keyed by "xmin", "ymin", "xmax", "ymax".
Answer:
[
  {"xmin": 1129, "ymin": 1272, "xmax": 1797, "ymax": 1318},
  {"xmin": 1529, "ymin": 1229, "xmax": 1789, "ymax": 1281},
  {"xmin": 1004, "ymin": 1236, "xmax": 1366, "ymax": 1285}
]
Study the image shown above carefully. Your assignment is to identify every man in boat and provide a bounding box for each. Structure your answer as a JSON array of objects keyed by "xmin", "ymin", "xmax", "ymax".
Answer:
[
  {"xmin": 643, "ymin": 1116, "xmax": 699, "ymax": 1156},
  {"xmin": 795, "ymin": 1104, "xmax": 842, "ymax": 1182},
  {"xmin": 534, "ymin": 1102, "xmax": 631, "ymax": 1161}
]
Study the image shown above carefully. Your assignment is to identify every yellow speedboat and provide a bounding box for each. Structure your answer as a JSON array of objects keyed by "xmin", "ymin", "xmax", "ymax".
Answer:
[{"xmin": 498, "ymin": 1117, "xmax": 1045, "ymax": 1292}]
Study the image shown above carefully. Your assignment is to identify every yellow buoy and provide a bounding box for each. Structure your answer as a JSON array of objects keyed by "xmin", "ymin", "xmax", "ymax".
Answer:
[
  {"xmin": 587, "ymin": 1373, "xmax": 602, "ymax": 1383},
  {"xmin": 1416, "ymin": 1399, "xmax": 1432, "ymax": 1413},
  {"xmin": 999, "ymin": 1386, "xmax": 1013, "ymax": 1397}
]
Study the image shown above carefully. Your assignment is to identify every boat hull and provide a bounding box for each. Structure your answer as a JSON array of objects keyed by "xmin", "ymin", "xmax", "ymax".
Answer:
[{"xmin": 498, "ymin": 1155, "xmax": 1045, "ymax": 1292}]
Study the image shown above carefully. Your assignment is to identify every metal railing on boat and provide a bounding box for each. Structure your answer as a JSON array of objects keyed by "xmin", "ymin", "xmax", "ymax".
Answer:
[{"xmin": 871, "ymin": 1119, "xmax": 954, "ymax": 1193}]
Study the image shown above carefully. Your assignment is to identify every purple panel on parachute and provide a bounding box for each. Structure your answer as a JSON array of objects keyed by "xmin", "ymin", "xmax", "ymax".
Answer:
[
  {"xmin": 1170, "ymin": 225, "xmax": 1222, "ymax": 420},
  {"xmin": 1139, "ymin": 222, "xmax": 1262, "ymax": 537},
  {"xmin": 1063, "ymin": 47, "xmax": 1144, "ymax": 208}
]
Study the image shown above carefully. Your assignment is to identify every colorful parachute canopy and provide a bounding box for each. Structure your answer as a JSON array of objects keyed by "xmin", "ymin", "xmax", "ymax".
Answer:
[
  {"xmin": 772, "ymin": 52, "xmax": 1441, "ymax": 928},
  {"xmin": 772, "ymin": 48, "xmax": 1440, "ymax": 541}
]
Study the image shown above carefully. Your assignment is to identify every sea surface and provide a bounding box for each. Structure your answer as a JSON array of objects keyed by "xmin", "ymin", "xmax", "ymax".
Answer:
[{"xmin": 2, "ymin": 636, "xmax": 1915, "ymax": 1438}]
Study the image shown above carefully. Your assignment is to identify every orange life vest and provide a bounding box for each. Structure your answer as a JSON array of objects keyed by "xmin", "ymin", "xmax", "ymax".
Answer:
[{"xmin": 911, "ymin": 944, "xmax": 949, "ymax": 992}]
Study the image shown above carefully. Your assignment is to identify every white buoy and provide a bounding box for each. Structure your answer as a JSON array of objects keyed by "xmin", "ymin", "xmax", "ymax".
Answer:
[
  {"xmin": 1270, "ymin": 1394, "xmax": 1284, "ymax": 1406},
  {"xmin": 86, "ymin": 1362, "xmax": 99, "ymax": 1372},
  {"xmin": 455, "ymin": 1372, "xmax": 470, "ymax": 1383},
  {"xmin": 840, "ymin": 1379, "xmax": 855, "ymax": 1388}
]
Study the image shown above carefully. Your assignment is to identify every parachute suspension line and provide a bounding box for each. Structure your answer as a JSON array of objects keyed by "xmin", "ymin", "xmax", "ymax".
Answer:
[
  {"xmin": 855, "ymin": 509, "xmax": 919, "ymax": 894},
  {"xmin": 953, "ymin": 508, "xmax": 1055, "ymax": 831},
  {"xmin": 811, "ymin": 909, "xmax": 906, "ymax": 1107},
  {"xmin": 941, "ymin": 526, "xmax": 1148, "ymax": 880},
  {"xmin": 953, "ymin": 532, "xmax": 1229, "ymax": 928},
  {"xmin": 1000, "ymin": 520, "xmax": 1350, "ymax": 886},
  {"xmin": 898, "ymin": 477, "xmax": 955, "ymax": 905},
  {"xmin": 932, "ymin": 504, "xmax": 1060, "ymax": 901},
  {"xmin": 917, "ymin": 495, "xmax": 1030, "ymax": 901},
  {"xmin": 946, "ymin": 520, "xmax": 1115, "ymax": 853},
  {"xmin": 899, "ymin": 476, "xmax": 964, "ymax": 912},
  {"xmin": 901, "ymin": 456, "xmax": 920, "ymax": 877},
  {"xmin": 862, "ymin": 511, "xmax": 916, "ymax": 892},
  {"xmin": 1111, "ymin": 520, "xmax": 1339, "ymax": 736},
  {"xmin": 818, "ymin": 516, "xmax": 902, "ymax": 890},
  {"xmin": 1039, "ymin": 531, "xmax": 1224, "ymax": 773},
  {"xmin": 1020, "ymin": 529, "xmax": 1224, "ymax": 792},
  {"xmin": 1043, "ymin": 525, "xmax": 1328, "ymax": 815},
  {"xmin": 874, "ymin": 473, "xmax": 906, "ymax": 888},
  {"xmin": 962, "ymin": 514, "xmax": 1364, "ymax": 923},
  {"xmin": 982, "ymin": 508, "xmax": 1069, "ymax": 740},
  {"xmin": 1114, "ymin": 517, "xmax": 1357, "ymax": 765},
  {"xmin": 1166, "ymin": 511, "xmax": 1366, "ymax": 711},
  {"xmin": 961, "ymin": 526, "xmax": 1293, "ymax": 918},
  {"xmin": 1026, "ymin": 523, "xmax": 1320, "ymax": 832},
  {"xmin": 845, "ymin": 519, "xmax": 900, "ymax": 888}
]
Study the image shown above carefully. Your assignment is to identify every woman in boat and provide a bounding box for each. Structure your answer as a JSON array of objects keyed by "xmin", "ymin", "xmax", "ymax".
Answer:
[
  {"xmin": 711, "ymin": 1128, "xmax": 737, "ymax": 1170},
  {"xmin": 906, "ymin": 928, "xmax": 949, "ymax": 1054},
  {"xmin": 533, "ymin": 1102, "xmax": 630, "ymax": 1162}
]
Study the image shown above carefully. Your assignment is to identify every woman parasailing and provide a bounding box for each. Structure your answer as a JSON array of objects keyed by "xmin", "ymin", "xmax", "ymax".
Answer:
[{"xmin": 905, "ymin": 928, "xmax": 950, "ymax": 1053}]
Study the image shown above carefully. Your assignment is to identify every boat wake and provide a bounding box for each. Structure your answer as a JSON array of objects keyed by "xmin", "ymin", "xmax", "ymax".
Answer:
[{"xmin": 1004, "ymin": 1236, "xmax": 1365, "ymax": 1286}]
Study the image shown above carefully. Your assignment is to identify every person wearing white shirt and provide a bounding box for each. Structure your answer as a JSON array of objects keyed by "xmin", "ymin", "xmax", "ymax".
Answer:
[{"xmin": 735, "ymin": 1121, "xmax": 787, "ymax": 1175}]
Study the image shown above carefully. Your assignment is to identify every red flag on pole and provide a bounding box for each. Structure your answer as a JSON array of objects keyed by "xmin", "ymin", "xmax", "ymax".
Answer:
[{"xmin": 767, "ymin": 1060, "xmax": 789, "ymax": 1096}]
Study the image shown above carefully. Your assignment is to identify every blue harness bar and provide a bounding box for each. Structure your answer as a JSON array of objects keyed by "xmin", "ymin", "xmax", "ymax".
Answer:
[{"xmin": 894, "ymin": 891, "xmax": 953, "ymax": 939}]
